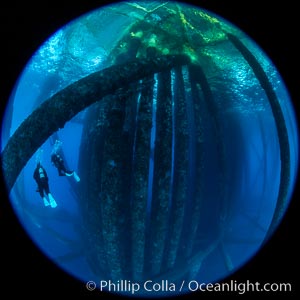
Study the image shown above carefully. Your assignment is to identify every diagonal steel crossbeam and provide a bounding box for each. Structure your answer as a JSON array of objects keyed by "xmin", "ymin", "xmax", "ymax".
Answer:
[{"xmin": 1, "ymin": 55, "xmax": 190, "ymax": 193}]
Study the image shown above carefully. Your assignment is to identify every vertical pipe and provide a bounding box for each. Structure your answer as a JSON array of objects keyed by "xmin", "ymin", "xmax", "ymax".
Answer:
[
  {"xmin": 78, "ymin": 101, "xmax": 109, "ymax": 278},
  {"xmin": 163, "ymin": 66, "xmax": 189, "ymax": 270},
  {"xmin": 177, "ymin": 65, "xmax": 204, "ymax": 263},
  {"xmin": 100, "ymin": 95, "xmax": 133, "ymax": 281},
  {"xmin": 147, "ymin": 70, "xmax": 173, "ymax": 276},
  {"xmin": 131, "ymin": 77, "xmax": 153, "ymax": 281},
  {"xmin": 187, "ymin": 64, "xmax": 228, "ymax": 279},
  {"xmin": 190, "ymin": 64, "xmax": 228, "ymax": 223}
]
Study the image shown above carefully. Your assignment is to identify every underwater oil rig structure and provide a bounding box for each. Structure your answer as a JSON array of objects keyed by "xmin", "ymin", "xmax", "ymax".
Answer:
[{"xmin": 1, "ymin": 2, "xmax": 292, "ymax": 292}]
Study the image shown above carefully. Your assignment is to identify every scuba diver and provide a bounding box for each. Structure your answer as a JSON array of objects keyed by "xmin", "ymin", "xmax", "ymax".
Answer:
[
  {"xmin": 51, "ymin": 139, "xmax": 80, "ymax": 182},
  {"xmin": 33, "ymin": 161, "xmax": 57, "ymax": 208}
]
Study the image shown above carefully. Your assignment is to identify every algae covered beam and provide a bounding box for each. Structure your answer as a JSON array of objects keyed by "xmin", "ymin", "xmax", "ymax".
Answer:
[
  {"xmin": 100, "ymin": 100, "xmax": 129, "ymax": 280},
  {"xmin": 1, "ymin": 55, "xmax": 190, "ymax": 193},
  {"xmin": 164, "ymin": 66, "xmax": 189, "ymax": 270},
  {"xmin": 131, "ymin": 76, "xmax": 153, "ymax": 281},
  {"xmin": 148, "ymin": 70, "xmax": 173, "ymax": 276}
]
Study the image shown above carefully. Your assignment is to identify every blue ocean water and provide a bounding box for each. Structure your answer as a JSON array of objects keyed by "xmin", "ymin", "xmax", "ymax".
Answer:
[{"xmin": 1, "ymin": 1, "xmax": 299, "ymax": 298}]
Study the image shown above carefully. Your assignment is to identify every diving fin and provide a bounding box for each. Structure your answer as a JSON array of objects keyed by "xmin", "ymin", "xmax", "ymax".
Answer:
[
  {"xmin": 73, "ymin": 171, "xmax": 80, "ymax": 182},
  {"xmin": 43, "ymin": 197, "xmax": 50, "ymax": 207},
  {"xmin": 48, "ymin": 193, "xmax": 57, "ymax": 208}
]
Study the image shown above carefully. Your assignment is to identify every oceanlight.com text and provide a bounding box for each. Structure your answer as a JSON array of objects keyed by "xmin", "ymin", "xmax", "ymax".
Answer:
[
  {"xmin": 187, "ymin": 280, "xmax": 292, "ymax": 294},
  {"xmin": 86, "ymin": 279, "xmax": 292, "ymax": 295}
]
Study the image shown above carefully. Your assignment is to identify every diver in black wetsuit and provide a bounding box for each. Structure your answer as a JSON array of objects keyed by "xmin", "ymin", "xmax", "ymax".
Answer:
[
  {"xmin": 33, "ymin": 162, "xmax": 57, "ymax": 208},
  {"xmin": 51, "ymin": 139, "xmax": 80, "ymax": 182},
  {"xmin": 51, "ymin": 152, "xmax": 74, "ymax": 177}
]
